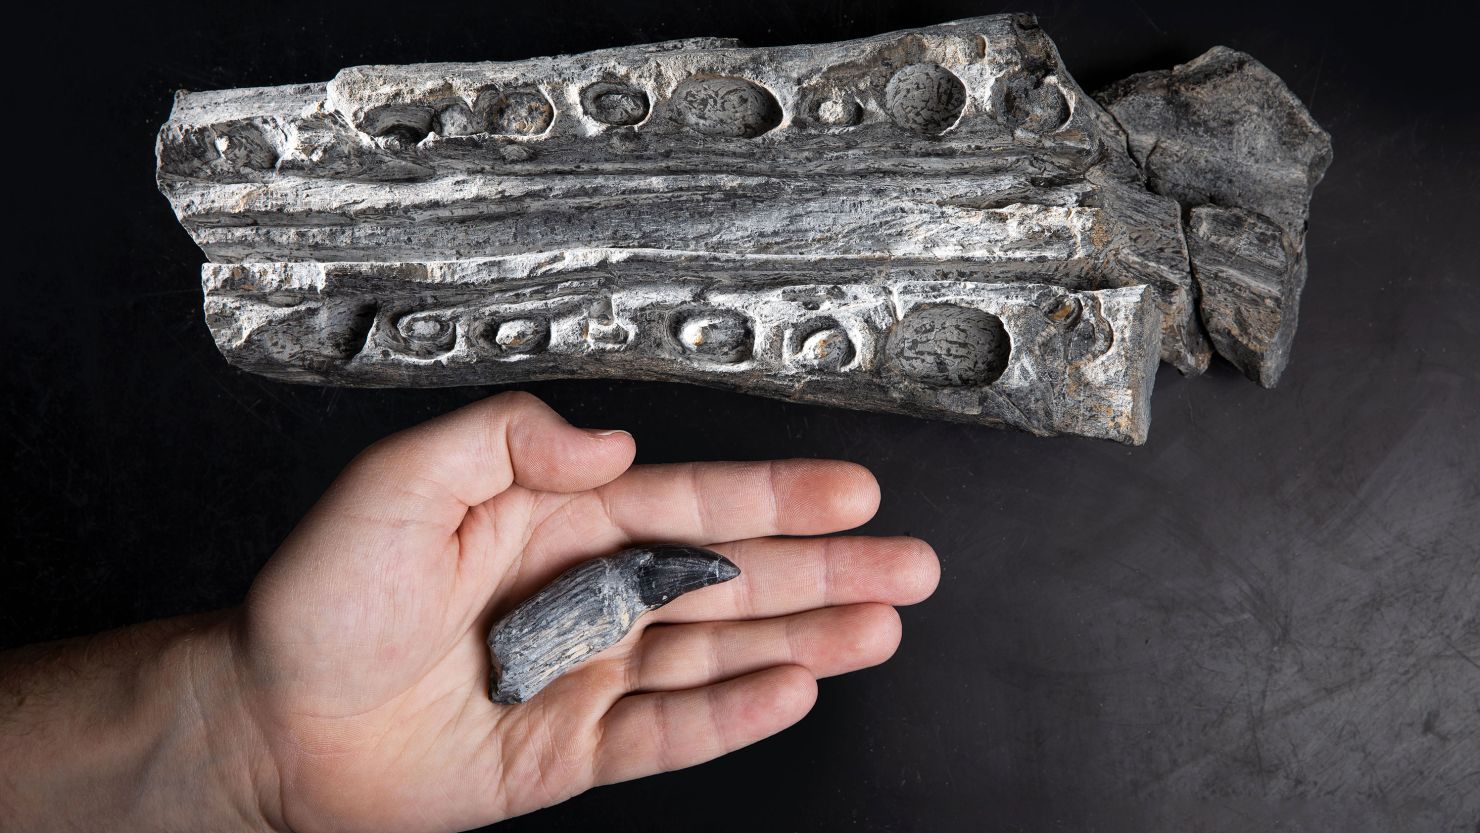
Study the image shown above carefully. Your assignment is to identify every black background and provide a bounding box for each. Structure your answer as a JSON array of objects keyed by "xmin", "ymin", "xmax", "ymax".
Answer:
[{"xmin": 4, "ymin": 1, "xmax": 1478, "ymax": 831}]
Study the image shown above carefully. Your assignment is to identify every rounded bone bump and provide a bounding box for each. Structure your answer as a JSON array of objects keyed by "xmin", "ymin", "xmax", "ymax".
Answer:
[
  {"xmin": 488, "ymin": 317, "xmax": 550, "ymax": 353},
  {"xmin": 432, "ymin": 102, "xmax": 480, "ymax": 137},
  {"xmin": 887, "ymin": 305, "xmax": 1010, "ymax": 387},
  {"xmin": 795, "ymin": 325, "xmax": 855, "ymax": 371},
  {"xmin": 815, "ymin": 95, "xmax": 862, "ymax": 126},
  {"xmin": 884, "ymin": 63, "xmax": 967, "ymax": 134},
  {"xmin": 475, "ymin": 87, "xmax": 555, "ymax": 136},
  {"xmin": 392, "ymin": 310, "xmax": 458, "ymax": 357},
  {"xmin": 670, "ymin": 77, "xmax": 783, "ymax": 137},
  {"xmin": 581, "ymin": 81, "xmax": 650, "ymax": 126},
  {"xmin": 673, "ymin": 308, "xmax": 753, "ymax": 362},
  {"xmin": 487, "ymin": 545, "xmax": 741, "ymax": 704}
]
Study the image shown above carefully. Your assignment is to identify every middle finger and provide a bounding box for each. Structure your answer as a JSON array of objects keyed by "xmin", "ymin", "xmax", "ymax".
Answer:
[{"xmin": 646, "ymin": 535, "xmax": 939, "ymax": 625}]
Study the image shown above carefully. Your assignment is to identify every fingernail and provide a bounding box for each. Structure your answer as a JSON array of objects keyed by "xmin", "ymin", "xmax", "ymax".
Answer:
[{"xmin": 584, "ymin": 428, "xmax": 632, "ymax": 439}]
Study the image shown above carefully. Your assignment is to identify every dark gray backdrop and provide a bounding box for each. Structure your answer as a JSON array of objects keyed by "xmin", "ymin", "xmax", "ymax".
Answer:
[{"xmin": 4, "ymin": 1, "xmax": 1477, "ymax": 831}]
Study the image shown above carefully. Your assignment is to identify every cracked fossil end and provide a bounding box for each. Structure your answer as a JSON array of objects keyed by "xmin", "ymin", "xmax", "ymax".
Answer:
[
  {"xmin": 487, "ymin": 545, "xmax": 740, "ymax": 704},
  {"xmin": 1095, "ymin": 47, "xmax": 1332, "ymax": 386}
]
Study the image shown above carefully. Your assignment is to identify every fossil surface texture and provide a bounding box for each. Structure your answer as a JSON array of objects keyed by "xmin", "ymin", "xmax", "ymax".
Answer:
[
  {"xmin": 157, "ymin": 14, "xmax": 1331, "ymax": 443},
  {"xmin": 1097, "ymin": 46, "xmax": 1332, "ymax": 386},
  {"xmin": 487, "ymin": 545, "xmax": 739, "ymax": 704}
]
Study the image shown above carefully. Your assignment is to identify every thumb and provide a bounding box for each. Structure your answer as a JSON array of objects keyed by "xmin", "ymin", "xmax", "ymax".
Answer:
[
  {"xmin": 309, "ymin": 391, "xmax": 637, "ymax": 539},
  {"xmin": 240, "ymin": 392, "xmax": 635, "ymax": 716}
]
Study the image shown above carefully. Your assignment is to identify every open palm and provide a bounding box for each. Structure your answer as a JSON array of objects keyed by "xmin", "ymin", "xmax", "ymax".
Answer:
[{"xmin": 230, "ymin": 393, "xmax": 938, "ymax": 833}]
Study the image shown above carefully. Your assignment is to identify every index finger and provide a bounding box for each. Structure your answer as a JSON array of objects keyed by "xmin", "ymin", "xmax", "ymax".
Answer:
[{"xmin": 515, "ymin": 459, "xmax": 880, "ymax": 578}]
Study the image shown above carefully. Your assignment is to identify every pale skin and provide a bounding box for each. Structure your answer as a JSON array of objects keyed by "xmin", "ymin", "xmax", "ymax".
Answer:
[{"xmin": 0, "ymin": 392, "xmax": 940, "ymax": 832}]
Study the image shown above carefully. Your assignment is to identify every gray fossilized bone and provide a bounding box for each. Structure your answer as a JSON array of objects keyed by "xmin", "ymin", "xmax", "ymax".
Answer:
[
  {"xmin": 204, "ymin": 253, "xmax": 1161, "ymax": 442},
  {"xmin": 156, "ymin": 14, "xmax": 1331, "ymax": 443},
  {"xmin": 488, "ymin": 545, "xmax": 740, "ymax": 704},
  {"xmin": 1097, "ymin": 46, "xmax": 1333, "ymax": 386}
]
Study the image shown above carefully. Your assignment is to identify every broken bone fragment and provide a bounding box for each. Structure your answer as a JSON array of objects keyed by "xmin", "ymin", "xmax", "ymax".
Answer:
[
  {"xmin": 1184, "ymin": 206, "xmax": 1304, "ymax": 386},
  {"xmin": 487, "ymin": 545, "xmax": 740, "ymax": 704},
  {"xmin": 1094, "ymin": 46, "xmax": 1332, "ymax": 386}
]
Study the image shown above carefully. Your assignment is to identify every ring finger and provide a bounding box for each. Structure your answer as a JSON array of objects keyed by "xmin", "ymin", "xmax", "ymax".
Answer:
[{"xmin": 625, "ymin": 603, "xmax": 903, "ymax": 693}]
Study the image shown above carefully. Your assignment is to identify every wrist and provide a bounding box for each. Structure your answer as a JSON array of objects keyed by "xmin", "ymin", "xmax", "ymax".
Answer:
[
  {"xmin": 169, "ymin": 610, "xmax": 287, "ymax": 832},
  {"xmin": 0, "ymin": 611, "xmax": 285, "ymax": 832}
]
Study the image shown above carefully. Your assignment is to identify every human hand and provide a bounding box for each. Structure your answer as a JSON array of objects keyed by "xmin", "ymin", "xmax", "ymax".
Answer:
[{"xmin": 230, "ymin": 392, "xmax": 939, "ymax": 832}]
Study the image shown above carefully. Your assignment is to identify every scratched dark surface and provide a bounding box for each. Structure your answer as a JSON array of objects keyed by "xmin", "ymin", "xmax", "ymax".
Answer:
[{"xmin": 3, "ymin": 1, "xmax": 1477, "ymax": 831}]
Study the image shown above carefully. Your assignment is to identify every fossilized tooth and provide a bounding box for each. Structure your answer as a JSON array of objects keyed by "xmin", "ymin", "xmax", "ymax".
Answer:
[
  {"xmin": 488, "ymin": 545, "xmax": 740, "ymax": 704},
  {"xmin": 202, "ymin": 251, "xmax": 1163, "ymax": 444}
]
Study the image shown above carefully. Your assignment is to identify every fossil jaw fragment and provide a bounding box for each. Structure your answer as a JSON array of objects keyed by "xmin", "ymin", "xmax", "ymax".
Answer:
[
  {"xmin": 488, "ymin": 545, "xmax": 740, "ymax": 704},
  {"xmin": 157, "ymin": 14, "xmax": 1331, "ymax": 443},
  {"xmin": 203, "ymin": 252, "xmax": 1163, "ymax": 443}
]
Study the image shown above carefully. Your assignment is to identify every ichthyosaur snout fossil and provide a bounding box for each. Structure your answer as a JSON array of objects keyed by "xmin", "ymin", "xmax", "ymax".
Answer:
[{"xmin": 157, "ymin": 15, "xmax": 1331, "ymax": 444}]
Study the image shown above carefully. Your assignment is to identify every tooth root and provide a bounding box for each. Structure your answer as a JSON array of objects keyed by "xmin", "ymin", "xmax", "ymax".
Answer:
[{"xmin": 487, "ymin": 545, "xmax": 740, "ymax": 704}]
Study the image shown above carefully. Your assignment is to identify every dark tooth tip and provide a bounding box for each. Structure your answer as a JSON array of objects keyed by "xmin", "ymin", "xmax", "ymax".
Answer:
[
  {"xmin": 633, "ymin": 545, "xmax": 740, "ymax": 608},
  {"xmin": 715, "ymin": 556, "xmax": 741, "ymax": 582}
]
